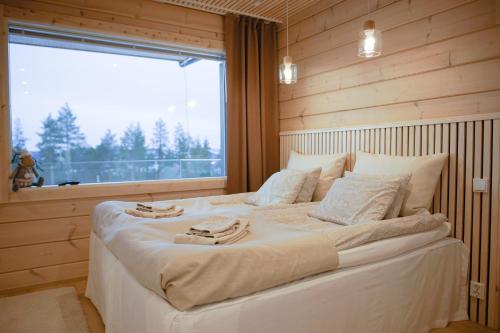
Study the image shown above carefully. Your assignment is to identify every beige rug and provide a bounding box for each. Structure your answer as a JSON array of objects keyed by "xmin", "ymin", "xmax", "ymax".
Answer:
[{"xmin": 0, "ymin": 287, "xmax": 89, "ymax": 333}]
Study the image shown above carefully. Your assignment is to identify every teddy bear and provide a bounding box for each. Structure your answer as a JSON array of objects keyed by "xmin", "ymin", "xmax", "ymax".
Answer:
[{"xmin": 9, "ymin": 150, "xmax": 45, "ymax": 192}]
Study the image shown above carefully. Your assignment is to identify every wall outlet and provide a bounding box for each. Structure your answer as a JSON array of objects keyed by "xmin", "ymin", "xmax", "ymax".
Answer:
[
  {"xmin": 470, "ymin": 281, "xmax": 485, "ymax": 299},
  {"xmin": 473, "ymin": 178, "xmax": 488, "ymax": 193}
]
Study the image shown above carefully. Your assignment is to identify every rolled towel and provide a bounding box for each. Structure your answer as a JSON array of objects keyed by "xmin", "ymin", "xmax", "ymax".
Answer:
[
  {"xmin": 125, "ymin": 207, "xmax": 184, "ymax": 219},
  {"xmin": 174, "ymin": 218, "xmax": 250, "ymax": 245}
]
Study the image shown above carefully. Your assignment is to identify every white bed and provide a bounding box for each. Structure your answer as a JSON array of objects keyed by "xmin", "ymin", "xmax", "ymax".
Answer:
[
  {"xmin": 86, "ymin": 221, "xmax": 468, "ymax": 333},
  {"xmin": 87, "ymin": 149, "xmax": 467, "ymax": 333}
]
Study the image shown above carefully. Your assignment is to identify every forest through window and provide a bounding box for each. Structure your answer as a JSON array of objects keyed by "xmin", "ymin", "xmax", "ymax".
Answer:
[{"xmin": 9, "ymin": 27, "xmax": 226, "ymax": 186}]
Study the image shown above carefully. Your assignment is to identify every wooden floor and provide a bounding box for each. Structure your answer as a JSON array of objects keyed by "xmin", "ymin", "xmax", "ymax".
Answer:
[{"xmin": 0, "ymin": 278, "xmax": 498, "ymax": 333}]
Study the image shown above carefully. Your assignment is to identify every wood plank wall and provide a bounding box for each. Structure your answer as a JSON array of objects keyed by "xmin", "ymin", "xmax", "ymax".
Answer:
[
  {"xmin": 278, "ymin": 0, "xmax": 500, "ymax": 131},
  {"xmin": 0, "ymin": 182, "xmax": 225, "ymax": 292},
  {"xmin": 0, "ymin": 0, "xmax": 224, "ymax": 50},
  {"xmin": 278, "ymin": 0, "xmax": 500, "ymax": 326},
  {"xmin": 0, "ymin": 0, "xmax": 226, "ymax": 292},
  {"xmin": 279, "ymin": 114, "xmax": 500, "ymax": 328}
]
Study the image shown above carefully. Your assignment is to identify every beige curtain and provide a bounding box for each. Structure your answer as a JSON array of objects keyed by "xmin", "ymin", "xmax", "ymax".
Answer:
[{"xmin": 224, "ymin": 14, "xmax": 280, "ymax": 194}]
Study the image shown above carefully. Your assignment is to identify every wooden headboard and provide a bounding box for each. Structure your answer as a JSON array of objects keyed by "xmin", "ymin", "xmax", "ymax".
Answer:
[{"xmin": 280, "ymin": 113, "xmax": 500, "ymax": 328}]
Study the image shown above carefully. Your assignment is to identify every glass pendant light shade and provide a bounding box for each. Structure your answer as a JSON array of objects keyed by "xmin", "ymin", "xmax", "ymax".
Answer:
[
  {"xmin": 358, "ymin": 20, "xmax": 382, "ymax": 58},
  {"xmin": 279, "ymin": 55, "xmax": 297, "ymax": 85}
]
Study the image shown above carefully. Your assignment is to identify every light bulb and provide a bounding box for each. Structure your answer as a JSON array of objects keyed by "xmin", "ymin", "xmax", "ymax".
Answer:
[
  {"xmin": 279, "ymin": 56, "xmax": 297, "ymax": 84},
  {"xmin": 283, "ymin": 65, "xmax": 293, "ymax": 82},
  {"xmin": 363, "ymin": 31, "xmax": 376, "ymax": 53}
]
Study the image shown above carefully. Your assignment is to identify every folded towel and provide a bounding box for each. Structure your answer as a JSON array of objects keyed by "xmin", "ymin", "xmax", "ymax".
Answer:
[
  {"xmin": 190, "ymin": 225, "xmax": 238, "ymax": 238},
  {"xmin": 189, "ymin": 216, "xmax": 239, "ymax": 235},
  {"xmin": 125, "ymin": 207, "xmax": 184, "ymax": 219},
  {"xmin": 136, "ymin": 203, "xmax": 175, "ymax": 212},
  {"xmin": 174, "ymin": 219, "xmax": 250, "ymax": 245}
]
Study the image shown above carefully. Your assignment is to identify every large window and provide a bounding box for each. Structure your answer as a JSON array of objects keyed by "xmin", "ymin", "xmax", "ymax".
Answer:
[{"xmin": 8, "ymin": 25, "xmax": 226, "ymax": 186}]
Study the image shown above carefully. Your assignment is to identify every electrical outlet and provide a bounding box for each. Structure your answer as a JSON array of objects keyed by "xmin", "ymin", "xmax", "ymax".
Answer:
[
  {"xmin": 470, "ymin": 281, "xmax": 485, "ymax": 299},
  {"xmin": 473, "ymin": 178, "xmax": 488, "ymax": 193}
]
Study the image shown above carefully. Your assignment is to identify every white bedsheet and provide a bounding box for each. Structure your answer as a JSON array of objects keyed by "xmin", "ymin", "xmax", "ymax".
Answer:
[
  {"xmin": 86, "ymin": 223, "xmax": 467, "ymax": 333},
  {"xmin": 338, "ymin": 222, "xmax": 451, "ymax": 267}
]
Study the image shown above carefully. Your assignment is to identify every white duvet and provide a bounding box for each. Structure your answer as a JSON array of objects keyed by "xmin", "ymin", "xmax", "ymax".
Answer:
[{"xmin": 91, "ymin": 193, "xmax": 447, "ymax": 310}]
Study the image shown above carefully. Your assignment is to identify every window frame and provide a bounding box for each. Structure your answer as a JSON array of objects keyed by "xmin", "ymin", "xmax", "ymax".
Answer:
[{"xmin": 3, "ymin": 21, "xmax": 228, "ymax": 202}]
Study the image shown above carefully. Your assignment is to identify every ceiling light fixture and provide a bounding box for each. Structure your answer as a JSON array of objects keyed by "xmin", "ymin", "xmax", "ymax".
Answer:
[
  {"xmin": 358, "ymin": 1, "xmax": 382, "ymax": 58},
  {"xmin": 279, "ymin": 0, "xmax": 297, "ymax": 85}
]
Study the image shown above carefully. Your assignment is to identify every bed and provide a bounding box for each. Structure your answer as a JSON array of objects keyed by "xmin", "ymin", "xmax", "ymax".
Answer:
[
  {"xmin": 86, "ymin": 194, "xmax": 468, "ymax": 333},
  {"xmin": 86, "ymin": 151, "xmax": 469, "ymax": 333}
]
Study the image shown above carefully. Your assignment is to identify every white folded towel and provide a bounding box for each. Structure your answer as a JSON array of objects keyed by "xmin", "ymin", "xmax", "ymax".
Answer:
[
  {"xmin": 125, "ymin": 206, "xmax": 184, "ymax": 219},
  {"xmin": 190, "ymin": 225, "xmax": 238, "ymax": 238},
  {"xmin": 136, "ymin": 203, "xmax": 175, "ymax": 212},
  {"xmin": 189, "ymin": 216, "xmax": 239, "ymax": 235},
  {"xmin": 174, "ymin": 218, "xmax": 250, "ymax": 245}
]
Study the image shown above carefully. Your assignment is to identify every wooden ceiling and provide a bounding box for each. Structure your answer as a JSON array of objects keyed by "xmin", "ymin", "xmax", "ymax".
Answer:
[{"xmin": 153, "ymin": 0, "xmax": 323, "ymax": 23}]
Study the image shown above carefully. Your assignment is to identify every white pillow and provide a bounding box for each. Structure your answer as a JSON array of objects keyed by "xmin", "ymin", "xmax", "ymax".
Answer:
[
  {"xmin": 352, "ymin": 151, "xmax": 448, "ymax": 216},
  {"xmin": 294, "ymin": 167, "xmax": 322, "ymax": 203},
  {"xmin": 245, "ymin": 169, "xmax": 307, "ymax": 206},
  {"xmin": 287, "ymin": 151, "xmax": 347, "ymax": 201},
  {"xmin": 344, "ymin": 171, "xmax": 411, "ymax": 219},
  {"xmin": 308, "ymin": 176, "xmax": 400, "ymax": 225}
]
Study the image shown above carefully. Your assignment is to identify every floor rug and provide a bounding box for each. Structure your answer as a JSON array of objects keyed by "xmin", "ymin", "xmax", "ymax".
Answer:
[{"xmin": 0, "ymin": 287, "xmax": 89, "ymax": 333}]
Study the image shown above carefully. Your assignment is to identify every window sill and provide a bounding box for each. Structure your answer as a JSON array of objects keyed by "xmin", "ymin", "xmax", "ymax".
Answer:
[{"xmin": 7, "ymin": 177, "xmax": 227, "ymax": 203}]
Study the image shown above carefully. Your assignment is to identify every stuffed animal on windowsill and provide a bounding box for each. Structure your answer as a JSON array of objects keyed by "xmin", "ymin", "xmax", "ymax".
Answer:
[{"xmin": 9, "ymin": 150, "xmax": 45, "ymax": 192}]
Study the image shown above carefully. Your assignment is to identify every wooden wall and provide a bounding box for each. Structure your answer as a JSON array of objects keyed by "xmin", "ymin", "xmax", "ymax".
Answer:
[
  {"xmin": 0, "ymin": 0, "xmax": 225, "ymax": 292},
  {"xmin": 278, "ymin": 0, "xmax": 500, "ymax": 131},
  {"xmin": 0, "ymin": 179, "xmax": 225, "ymax": 292},
  {"xmin": 278, "ymin": 1, "xmax": 500, "ymax": 327},
  {"xmin": 280, "ymin": 114, "xmax": 500, "ymax": 328},
  {"xmin": 0, "ymin": 0, "xmax": 224, "ymax": 50}
]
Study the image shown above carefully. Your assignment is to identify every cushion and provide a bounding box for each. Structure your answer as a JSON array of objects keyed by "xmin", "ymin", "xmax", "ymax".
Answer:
[
  {"xmin": 344, "ymin": 171, "xmax": 411, "ymax": 219},
  {"xmin": 308, "ymin": 176, "xmax": 400, "ymax": 225},
  {"xmin": 245, "ymin": 169, "xmax": 307, "ymax": 206},
  {"xmin": 352, "ymin": 151, "xmax": 448, "ymax": 216},
  {"xmin": 294, "ymin": 168, "xmax": 322, "ymax": 203},
  {"xmin": 287, "ymin": 151, "xmax": 347, "ymax": 201}
]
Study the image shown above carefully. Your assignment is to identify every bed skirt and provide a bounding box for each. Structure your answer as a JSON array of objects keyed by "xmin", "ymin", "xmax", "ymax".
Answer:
[{"xmin": 86, "ymin": 232, "xmax": 468, "ymax": 333}]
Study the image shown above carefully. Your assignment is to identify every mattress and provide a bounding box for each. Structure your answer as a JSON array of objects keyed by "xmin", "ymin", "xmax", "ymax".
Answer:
[{"xmin": 86, "ymin": 222, "xmax": 467, "ymax": 333}]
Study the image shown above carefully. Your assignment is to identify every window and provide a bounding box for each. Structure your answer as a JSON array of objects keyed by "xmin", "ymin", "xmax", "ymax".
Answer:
[{"xmin": 8, "ymin": 25, "xmax": 226, "ymax": 186}]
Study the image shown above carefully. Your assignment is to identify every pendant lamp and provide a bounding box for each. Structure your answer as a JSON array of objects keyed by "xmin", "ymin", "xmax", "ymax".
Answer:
[
  {"xmin": 358, "ymin": 1, "xmax": 382, "ymax": 58},
  {"xmin": 358, "ymin": 20, "xmax": 382, "ymax": 58},
  {"xmin": 279, "ymin": 0, "xmax": 297, "ymax": 84}
]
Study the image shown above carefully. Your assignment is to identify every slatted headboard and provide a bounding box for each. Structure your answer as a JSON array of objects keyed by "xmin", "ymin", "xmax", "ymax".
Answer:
[{"xmin": 280, "ymin": 113, "xmax": 500, "ymax": 328}]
